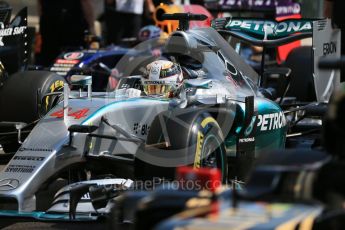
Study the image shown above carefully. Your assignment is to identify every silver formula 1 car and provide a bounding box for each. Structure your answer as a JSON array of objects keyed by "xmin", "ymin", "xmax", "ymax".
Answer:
[{"xmin": 0, "ymin": 13, "xmax": 338, "ymax": 221}]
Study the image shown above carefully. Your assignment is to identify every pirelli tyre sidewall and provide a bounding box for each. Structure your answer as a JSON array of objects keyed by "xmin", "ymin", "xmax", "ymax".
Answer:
[
  {"xmin": 189, "ymin": 113, "xmax": 227, "ymax": 181},
  {"xmin": 0, "ymin": 71, "xmax": 65, "ymax": 152},
  {"xmin": 284, "ymin": 46, "xmax": 316, "ymax": 102},
  {"xmin": 135, "ymin": 111, "xmax": 227, "ymax": 183}
]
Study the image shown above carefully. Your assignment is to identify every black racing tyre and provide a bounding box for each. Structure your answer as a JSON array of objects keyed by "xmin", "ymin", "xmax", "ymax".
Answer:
[
  {"xmin": 0, "ymin": 70, "xmax": 65, "ymax": 122},
  {"xmin": 108, "ymin": 202, "xmax": 122, "ymax": 230},
  {"xmin": 0, "ymin": 151, "xmax": 14, "ymax": 164},
  {"xmin": 0, "ymin": 71, "xmax": 65, "ymax": 153},
  {"xmin": 107, "ymin": 193, "xmax": 145, "ymax": 230},
  {"xmin": 196, "ymin": 114, "xmax": 227, "ymax": 178},
  {"xmin": 1, "ymin": 143, "xmax": 19, "ymax": 154},
  {"xmin": 284, "ymin": 46, "xmax": 316, "ymax": 102},
  {"xmin": 135, "ymin": 111, "xmax": 228, "ymax": 183}
]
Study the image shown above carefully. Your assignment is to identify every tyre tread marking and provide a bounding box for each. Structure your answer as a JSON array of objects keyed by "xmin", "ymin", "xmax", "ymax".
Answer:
[
  {"xmin": 201, "ymin": 117, "xmax": 217, "ymax": 129},
  {"xmin": 193, "ymin": 131, "xmax": 203, "ymax": 168}
]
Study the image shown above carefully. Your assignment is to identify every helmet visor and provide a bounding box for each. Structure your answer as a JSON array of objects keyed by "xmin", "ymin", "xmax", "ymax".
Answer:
[{"xmin": 143, "ymin": 83, "xmax": 175, "ymax": 96}]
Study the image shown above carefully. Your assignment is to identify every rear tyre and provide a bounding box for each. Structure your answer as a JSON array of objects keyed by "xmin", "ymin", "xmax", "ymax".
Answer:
[{"xmin": 284, "ymin": 46, "xmax": 316, "ymax": 102}]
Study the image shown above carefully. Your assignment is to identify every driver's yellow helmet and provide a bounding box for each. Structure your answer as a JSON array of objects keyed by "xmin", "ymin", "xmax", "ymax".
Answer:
[{"xmin": 142, "ymin": 60, "xmax": 183, "ymax": 97}]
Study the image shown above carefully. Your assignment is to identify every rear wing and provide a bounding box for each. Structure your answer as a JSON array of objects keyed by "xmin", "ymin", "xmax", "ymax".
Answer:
[
  {"xmin": 213, "ymin": 17, "xmax": 313, "ymax": 40},
  {"xmin": 0, "ymin": 7, "xmax": 28, "ymax": 74},
  {"xmin": 212, "ymin": 17, "xmax": 341, "ymax": 103}
]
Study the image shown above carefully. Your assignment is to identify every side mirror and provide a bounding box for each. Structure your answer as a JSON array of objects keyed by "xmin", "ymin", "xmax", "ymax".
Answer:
[
  {"xmin": 68, "ymin": 125, "xmax": 98, "ymax": 134},
  {"xmin": 70, "ymin": 75, "xmax": 92, "ymax": 87},
  {"xmin": 184, "ymin": 79, "xmax": 212, "ymax": 89},
  {"xmin": 70, "ymin": 75, "xmax": 92, "ymax": 99}
]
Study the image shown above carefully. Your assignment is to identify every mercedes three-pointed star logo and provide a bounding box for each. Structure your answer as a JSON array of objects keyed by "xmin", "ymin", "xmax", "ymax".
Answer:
[{"xmin": 0, "ymin": 178, "xmax": 19, "ymax": 191}]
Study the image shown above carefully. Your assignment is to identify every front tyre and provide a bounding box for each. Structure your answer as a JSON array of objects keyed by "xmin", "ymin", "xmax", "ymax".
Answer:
[
  {"xmin": 135, "ymin": 112, "xmax": 228, "ymax": 183},
  {"xmin": 191, "ymin": 114, "xmax": 227, "ymax": 182}
]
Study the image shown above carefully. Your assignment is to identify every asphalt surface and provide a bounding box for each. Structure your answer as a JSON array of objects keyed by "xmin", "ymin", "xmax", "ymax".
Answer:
[{"xmin": 0, "ymin": 148, "xmax": 108, "ymax": 229}]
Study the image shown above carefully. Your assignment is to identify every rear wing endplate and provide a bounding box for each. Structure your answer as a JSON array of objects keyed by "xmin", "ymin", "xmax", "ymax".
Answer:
[
  {"xmin": 0, "ymin": 7, "xmax": 28, "ymax": 72},
  {"xmin": 313, "ymin": 19, "xmax": 341, "ymax": 102}
]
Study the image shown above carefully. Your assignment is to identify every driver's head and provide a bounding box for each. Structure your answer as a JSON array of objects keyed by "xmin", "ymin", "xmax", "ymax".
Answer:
[{"xmin": 142, "ymin": 60, "xmax": 183, "ymax": 97}]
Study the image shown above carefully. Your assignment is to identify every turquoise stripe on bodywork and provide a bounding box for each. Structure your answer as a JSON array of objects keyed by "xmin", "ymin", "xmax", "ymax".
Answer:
[
  {"xmin": 81, "ymin": 97, "xmax": 169, "ymax": 125},
  {"xmin": 0, "ymin": 210, "xmax": 98, "ymax": 221}
]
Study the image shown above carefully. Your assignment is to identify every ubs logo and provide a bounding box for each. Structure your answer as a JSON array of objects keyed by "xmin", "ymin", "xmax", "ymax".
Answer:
[{"xmin": 0, "ymin": 178, "xmax": 19, "ymax": 191}]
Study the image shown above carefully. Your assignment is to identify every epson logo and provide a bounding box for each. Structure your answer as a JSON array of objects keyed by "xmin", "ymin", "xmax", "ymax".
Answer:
[{"xmin": 323, "ymin": 42, "xmax": 337, "ymax": 56}]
